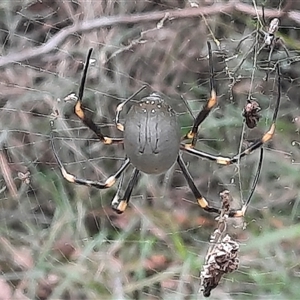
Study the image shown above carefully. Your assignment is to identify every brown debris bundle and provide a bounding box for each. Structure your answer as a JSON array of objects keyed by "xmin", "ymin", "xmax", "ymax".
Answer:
[
  {"xmin": 200, "ymin": 190, "xmax": 240, "ymax": 297},
  {"xmin": 242, "ymin": 100, "xmax": 261, "ymax": 129},
  {"xmin": 201, "ymin": 234, "xmax": 239, "ymax": 297}
]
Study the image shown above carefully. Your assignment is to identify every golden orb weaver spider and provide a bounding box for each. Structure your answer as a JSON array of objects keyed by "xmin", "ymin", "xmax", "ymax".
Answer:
[{"xmin": 50, "ymin": 42, "xmax": 280, "ymax": 218}]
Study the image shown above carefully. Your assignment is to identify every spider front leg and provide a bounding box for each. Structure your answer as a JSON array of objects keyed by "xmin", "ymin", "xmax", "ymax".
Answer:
[
  {"xmin": 235, "ymin": 30, "xmax": 257, "ymax": 54},
  {"xmin": 233, "ymin": 38, "xmax": 257, "ymax": 76},
  {"xmin": 182, "ymin": 41, "xmax": 217, "ymax": 148},
  {"xmin": 233, "ymin": 27, "xmax": 267, "ymax": 75},
  {"xmin": 177, "ymin": 148, "xmax": 263, "ymax": 217},
  {"xmin": 74, "ymin": 48, "xmax": 123, "ymax": 145}
]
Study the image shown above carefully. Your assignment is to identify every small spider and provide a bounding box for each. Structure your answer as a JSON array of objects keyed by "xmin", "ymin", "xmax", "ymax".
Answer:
[{"xmin": 234, "ymin": 7, "xmax": 289, "ymax": 79}]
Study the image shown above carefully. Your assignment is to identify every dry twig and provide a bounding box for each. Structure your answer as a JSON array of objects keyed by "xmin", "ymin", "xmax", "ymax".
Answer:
[{"xmin": 0, "ymin": 2, "xmax": 297, "ymax": 68}]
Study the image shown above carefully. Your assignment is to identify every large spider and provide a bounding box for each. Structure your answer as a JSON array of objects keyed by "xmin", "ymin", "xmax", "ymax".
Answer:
[{"xmin": 50, "ymin": 42, "xmax": 280, "ymax": 218}]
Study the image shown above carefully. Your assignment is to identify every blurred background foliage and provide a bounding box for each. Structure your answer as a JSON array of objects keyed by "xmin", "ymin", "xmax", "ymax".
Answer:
[{"xmin": 0, "ymin": 0, "xmax": 300, "ymax": 299}]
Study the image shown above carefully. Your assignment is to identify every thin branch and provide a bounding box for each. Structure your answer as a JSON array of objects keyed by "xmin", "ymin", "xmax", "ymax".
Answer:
[{"xmin": 0, "ymin": 2, "xmax": 297, "ymax": 68}]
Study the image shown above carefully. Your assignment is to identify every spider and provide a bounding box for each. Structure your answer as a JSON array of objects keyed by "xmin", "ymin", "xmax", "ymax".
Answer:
[
  {"xmin": 50, "ymin": 42, "xmax": 281, "ymax": 218},
  {"xmin": 234, "ymin": 6, "xmax": 289, "ymax": 80}
]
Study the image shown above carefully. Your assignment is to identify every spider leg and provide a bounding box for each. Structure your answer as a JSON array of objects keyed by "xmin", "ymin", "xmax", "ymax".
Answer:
[
  {"xmin": 228, "ymin": 147, "xmax": 263, "ymax": 217},
  {"xmin": 111, "ymin": 168, "xmax": 140, "ymax": 214},
  {"xmin": 50, "ymin": 127, "xmax": 130, "ymax": 189},
  {"xmin": 264, "ymin": 43, "xmax": 276, "ymax": 81},
  {"xmin": 265, "ymin": 37, "xmax": 289, "ymax": 81},
  {"xmin": 180, "ymin": 124, "xmax": 268, "ymax": 165},
  {"xmin": 178, "ymin": 147, "xmax": 263, "ymax": 217},
  {"xmin": 183, "ymin": 65, "xmax": 280, "ymax": 165},
  {"xmin": 262, "ymin": 4, "xmax": 266, "ymax": 26},
  {"xmin": 177, "ymin": 155, "xmax": 221, "ymax": 215},
  {"xmin": 233, "ymin": 38, "xmax": 257, "ymax": 76},
  {"xmin": 234, "ymin": 28, "xmax": 267, "ymax": 76},
  {"xmin": 74, "ymin": 48, "xmax": 123, "ymax": 145},
  {"xmin": 182, "ymin": 41, "xmax": 217, "ymax": 148},
  {"xmin": 235, "ymin": 30, "xmax": 257, "ymax": 54},
  {"xmin": 277, "ymin": 37, "xmax": 290, "ymax": 58},
  {"xmin": 115, "ymin": 85, "xmax": 147, "ymax": 132}
]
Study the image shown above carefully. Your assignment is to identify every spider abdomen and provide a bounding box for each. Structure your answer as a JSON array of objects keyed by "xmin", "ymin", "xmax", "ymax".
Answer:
[{"xmin": 124, "ymin": 94, "xmax": 181, "ymax": 174}]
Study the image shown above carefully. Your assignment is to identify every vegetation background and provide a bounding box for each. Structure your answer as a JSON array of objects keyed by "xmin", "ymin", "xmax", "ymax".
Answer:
[{"xmin": 0, "ymin": 0, "xmax": 300, "ymax": 299}]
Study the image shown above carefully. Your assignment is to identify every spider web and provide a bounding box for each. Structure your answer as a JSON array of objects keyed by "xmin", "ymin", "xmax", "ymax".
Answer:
[{"xmin": 0, "ymin": 0, "xmax": 299, "ymax": 299}]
